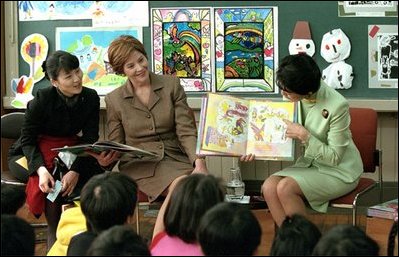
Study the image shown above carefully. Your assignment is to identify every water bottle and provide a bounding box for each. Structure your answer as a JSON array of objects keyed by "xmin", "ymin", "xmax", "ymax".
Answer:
[{"xmin": 226, "ymin": 166, "xmax": 245, "ymax": 199}]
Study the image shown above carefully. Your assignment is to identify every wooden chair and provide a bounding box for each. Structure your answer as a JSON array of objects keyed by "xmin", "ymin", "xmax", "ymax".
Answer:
[{"xmin": 329, "ymin": 107, "xmax": 382, "ymax": 226}]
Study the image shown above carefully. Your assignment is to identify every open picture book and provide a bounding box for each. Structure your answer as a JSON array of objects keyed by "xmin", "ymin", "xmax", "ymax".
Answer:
[
  {"xmin": 51, "ymin": 141, "xmax": 159, "ymax": 159},
  {"xmin": 197, "ymin": 93, "xmax": 297, "ymax": 160}
]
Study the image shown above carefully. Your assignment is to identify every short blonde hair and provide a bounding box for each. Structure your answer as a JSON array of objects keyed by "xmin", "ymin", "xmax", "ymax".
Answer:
[{"xmin": 107, "ymin": 35, "xmax": 147, "ymax": 75}]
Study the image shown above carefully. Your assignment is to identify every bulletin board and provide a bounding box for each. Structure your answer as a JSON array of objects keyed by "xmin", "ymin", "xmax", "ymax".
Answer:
[{"xmin": 16, "ymin": 1, "xmax": 398, "ymax": 99}]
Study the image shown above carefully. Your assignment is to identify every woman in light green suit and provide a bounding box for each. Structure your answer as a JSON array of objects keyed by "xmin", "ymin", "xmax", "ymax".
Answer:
[{"xmin": 261, "ymin": 54, "xmax": 362, "ymax": 227}]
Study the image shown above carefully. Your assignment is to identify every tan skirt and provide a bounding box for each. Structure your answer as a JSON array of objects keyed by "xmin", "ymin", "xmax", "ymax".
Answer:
[{"xmin": 135, "ymin": 156, "xmax": 192, "ymax": 202}]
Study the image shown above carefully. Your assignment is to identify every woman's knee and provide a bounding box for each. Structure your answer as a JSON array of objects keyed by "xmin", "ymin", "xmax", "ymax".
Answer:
[
  {"xmin": 261, "ymin": 176, "xmax": 280, "ymax": 199},
  {"xmin": 276, "ymin": 178, "xmax": 299, "ymax": 199}
]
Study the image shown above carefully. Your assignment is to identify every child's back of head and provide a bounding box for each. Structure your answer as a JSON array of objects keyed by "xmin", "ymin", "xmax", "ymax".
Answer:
[
  {"xmin": 198, "ymin": 202, "xmax": 262, "ymax": 256},
  {"xmin": 1, "ymin": 184, "xmax": 26, "ymax": 215},
  {"xmin": 80, "ymin": 172, "xmax": 138, "ymax": 233},
  {"xmin": 87, "ymin": 225, "xmax": 150, "ymax": 256},
  {"xmin": 270, "ymin": 214, "xmax": 321, "ymax": 256},
  {"xmin": 164, "ymin": 173, "xmax": 225, "ymax": 243},
  {"xmin": 1, "ymin": 214, "xmax": 35, "ymax": 256},
  {"xmin": 312, "ymin": 224, "xmax": 379, "ymax": 256}
]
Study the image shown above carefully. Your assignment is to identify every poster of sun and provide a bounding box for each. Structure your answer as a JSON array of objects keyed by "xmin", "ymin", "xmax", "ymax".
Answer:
[
  {"xmin": 214, "ymin": 7, "xmax": 278, "ymax": 93},
  {"xmin": 56, "ymin": 26, "xmax": 142, "ymax": 95},
  {"xmin": 151, "ymin": 7, "xmax": 212, "ymax": 92}
]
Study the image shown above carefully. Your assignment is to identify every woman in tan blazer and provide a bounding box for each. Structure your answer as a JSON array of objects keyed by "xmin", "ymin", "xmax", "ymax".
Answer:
[{"xmin": 104, "ymin": 35, "xmax": 208, "ymax": 202}]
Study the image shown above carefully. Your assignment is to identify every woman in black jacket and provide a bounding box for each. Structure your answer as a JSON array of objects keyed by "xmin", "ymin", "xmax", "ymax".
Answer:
[{"xmin": 8, "ymin": 50, "xmax": 118, "ymax": 250}]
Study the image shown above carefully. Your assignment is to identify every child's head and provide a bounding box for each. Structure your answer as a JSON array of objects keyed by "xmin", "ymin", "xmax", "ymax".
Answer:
[
  {"xmin": 270, "ymin": 214, "xmax": 321, "ymax": 256},
  {"xmin": 1, "ymin": 214, "xmax": 35, "ymax": 256},
  {"xmin": 1, "ymin": 184, "xmax": 26, "ymax": 216},
  {"xmin": 87, "ymin": 225, "xmax": 150, "ymax": 256},
  {"xmin": 198, "ymin": 202, "xmax": 262, "ymax": 256},
  {"xmin": 164, "ymin": 174, "xmax": 225, "ymax": 243},
  {"xmin": 312, "ymin": 224, "xmax": 379, "ymax": 256},
  {"xmin": 80, "ymin": 172, "xmax": 138, "ymax": 234}
]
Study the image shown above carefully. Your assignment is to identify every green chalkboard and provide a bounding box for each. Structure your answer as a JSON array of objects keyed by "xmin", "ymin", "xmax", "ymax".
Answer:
[{"xmin": 18, "ymin": 1, "xmax": 397, "ymax": 99}]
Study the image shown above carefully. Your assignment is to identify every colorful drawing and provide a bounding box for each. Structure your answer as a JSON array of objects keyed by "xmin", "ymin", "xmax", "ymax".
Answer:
[
  {"xmin": 18, "ymin": 1, "xmax": 149, "ymax": 26},
  {"xmin": 151, "ymin": 8, "xmax": 212, "ymax": 92},
  {"xmin": 214, "ymin": 7, "xmax": 278, "ymax": 93},
  {"xmin": 56, "ymin": 27, "xmax": 142, "ymax": 95},
  {"xmin": 197, "ymin": 93, "xmax": 296, "ymax": 160},
  {"xmin": 11, "ymin": 33, "xmax": 48, "ymax": 109},
  {"xmin": 368, "ymin": 25, "xmax": 398, "ymax": 88}
]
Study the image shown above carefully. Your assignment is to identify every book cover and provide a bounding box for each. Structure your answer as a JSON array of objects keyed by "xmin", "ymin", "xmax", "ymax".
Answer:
[
  {"xmin": 367, "ymin": 199, "xmax": 398, "ymax": 220},
  {"xmin": 197, "ymin": 93, "xmax": 297, "ymax": 160},
  {"xmin": 51, "ymin": 141, "xmax": 159, "ymax": 159}
]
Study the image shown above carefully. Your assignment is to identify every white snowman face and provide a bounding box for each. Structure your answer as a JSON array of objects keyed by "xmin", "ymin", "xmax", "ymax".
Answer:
[
  {"xmin": 289, "ymin": 39, "xmax": 315, "ymax": 56},
  {"xmin": 320, "ymin": 29, "xmax": 351, "ymax": 63}
]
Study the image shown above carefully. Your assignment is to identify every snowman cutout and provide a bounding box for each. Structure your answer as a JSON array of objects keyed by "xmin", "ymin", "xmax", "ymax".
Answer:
[
  {"xmin": 320, "ymin": 28, "xmax": 354, "ymax": 89},
  {"xmin": 289, "ymin": 21, "xmax": 315, "ymax": 57}
]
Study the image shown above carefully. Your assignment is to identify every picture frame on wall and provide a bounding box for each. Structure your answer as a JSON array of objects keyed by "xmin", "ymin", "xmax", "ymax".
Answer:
[
  {"xmin": 214, "ymin": 7, "xmax": 278, "ymax": 93},
  {"xmin": 56, "ymin": 26, "xmax": 143, "ymax": 95},
  {"xmin": 368, "ymin": 25, "xmax": 398, "ymax": 88},
  {"xmin": 151, "ymin": 7, "xmax": 212, "ymax": 92},
  {"xmin": 338, "ymin": 1, "xmax": 398, "ymax": 17}
]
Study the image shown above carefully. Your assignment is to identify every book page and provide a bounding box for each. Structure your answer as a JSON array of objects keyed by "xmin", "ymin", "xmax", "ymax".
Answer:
[
  {"xmin": 199, "ymin": 93, "xmax": 250, "ymax": 156},
  {"xmin": 247, "ymin": 100, "xmax": 296, "ymax": 160}
]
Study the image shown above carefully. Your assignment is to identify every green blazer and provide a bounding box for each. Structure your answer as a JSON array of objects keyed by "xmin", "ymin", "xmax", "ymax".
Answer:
[{"xmin": 294, "ymin": 81, "xmax": 363, "ymax": 183}]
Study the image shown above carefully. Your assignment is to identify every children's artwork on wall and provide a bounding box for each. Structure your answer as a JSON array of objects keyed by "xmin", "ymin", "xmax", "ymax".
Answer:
[
  {"xmin": 214, "ymin": 7, "xmax": 278, "ymax": 93},
  {"xmin": 368, "ymin": 25, "xmax": 398, "ymax": 88},
  {"xmin": 151, "ymin": 7, "xmax": 212, "ymax": 92},
  {"xmin": 320, "ymin": 28, "xmax": 354, "ymax": 89},
  {"xmin": 11, "ymin": 33, "xmax": 48, "ymax": 109},
  {"xmin": 338, "ymin": 1, "xmax": 398, "ymax": 17},
  {"xmin": 288, "ymin": 21, "xmax": 315, "ymax": 57},
  {"xmin": 56, "ymin": 26, "xmax": 143, "ymax": 95},
  {"xmin": 19, "ymin": 1, "xmax": 149, "ymax": 26}
]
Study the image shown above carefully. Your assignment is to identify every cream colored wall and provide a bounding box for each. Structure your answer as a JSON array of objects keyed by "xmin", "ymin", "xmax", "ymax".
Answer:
[{"xmin": 99, "ymin": 110, "xmax": 398, "ymax": 183}]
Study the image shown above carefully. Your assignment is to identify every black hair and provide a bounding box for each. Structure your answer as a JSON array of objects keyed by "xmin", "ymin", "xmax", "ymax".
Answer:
[
  {"xmin": 1, "ymin": 214, "xmax": 35, "ymax": 256},
  {"xmin": 87, "ymin": 225, "xmax": 150, "ymax": 256},
  {"xmin": 42, "ymin": 50, "xmax": 79, "ymax": 80},
  {"xmin": 1, "ymin": 184, "xmax": 26, "ymax": 215},
  {"xmin": 164, "ymin": 174, "xmax": 225, "ymax": 243},
  {"xmin": 270, "ymin": 214, "xmax": 321, "ymax": 256},
  {"xmin": 198, "ymin": 202, "xmax": 262, "ymax": 256},
  {"xmin": 312, "ymin": 224, "xmax": 379, "ymax": 256},
  {"xmin": 388, "ymin": 219, "xmax": 398, "ymax": 256},
  {"xmin": 80, "ymin": 172, "xmax": 138, "ymax": 234},
  {"xmin": 276, "ymin": 54, "xmax": 321, "ymax": 95}
]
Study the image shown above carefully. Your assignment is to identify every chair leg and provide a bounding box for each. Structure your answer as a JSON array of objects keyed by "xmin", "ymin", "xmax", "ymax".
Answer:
[
  {"xmin": 352, "ymin": 205, "xmax": 357, "ymax": 226},
  {"xmin": 136, "ymin": 202, "xmax": 140, "ymax": 235}
]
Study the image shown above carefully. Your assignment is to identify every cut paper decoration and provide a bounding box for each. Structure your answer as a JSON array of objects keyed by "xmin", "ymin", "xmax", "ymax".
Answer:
[
  {"xmin": 20, "ymin": 33, "xmax": 48, "ymax": 82},
  {"xmin": 320, "ymin": 28, "xmax": 353, "ymax": 89},
  {"xmin": 321, "ymin": 61, "xmax": 354, "ymax": 89},
  {"xmin": 288, "ymin": 21, "xmax": 315, "ymax": 57},
  {"xmin": 11, "ymin": 33, "xmax": 48, "ymax": 109}
]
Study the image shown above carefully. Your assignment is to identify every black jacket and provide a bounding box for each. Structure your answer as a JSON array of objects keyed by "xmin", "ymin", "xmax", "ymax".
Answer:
[{"xmin": 9, "ymin": 86, "xmax": 100, "ymax": 175}]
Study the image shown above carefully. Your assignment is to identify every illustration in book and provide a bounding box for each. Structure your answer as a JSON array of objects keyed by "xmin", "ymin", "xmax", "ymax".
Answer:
[
  {"xmin": 197, "ymin": 93, "xmax": 297, "ymax": 160},
  {"xmin": 52, "ymin": 141, "xmax": 158, "ymax": 159}
]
